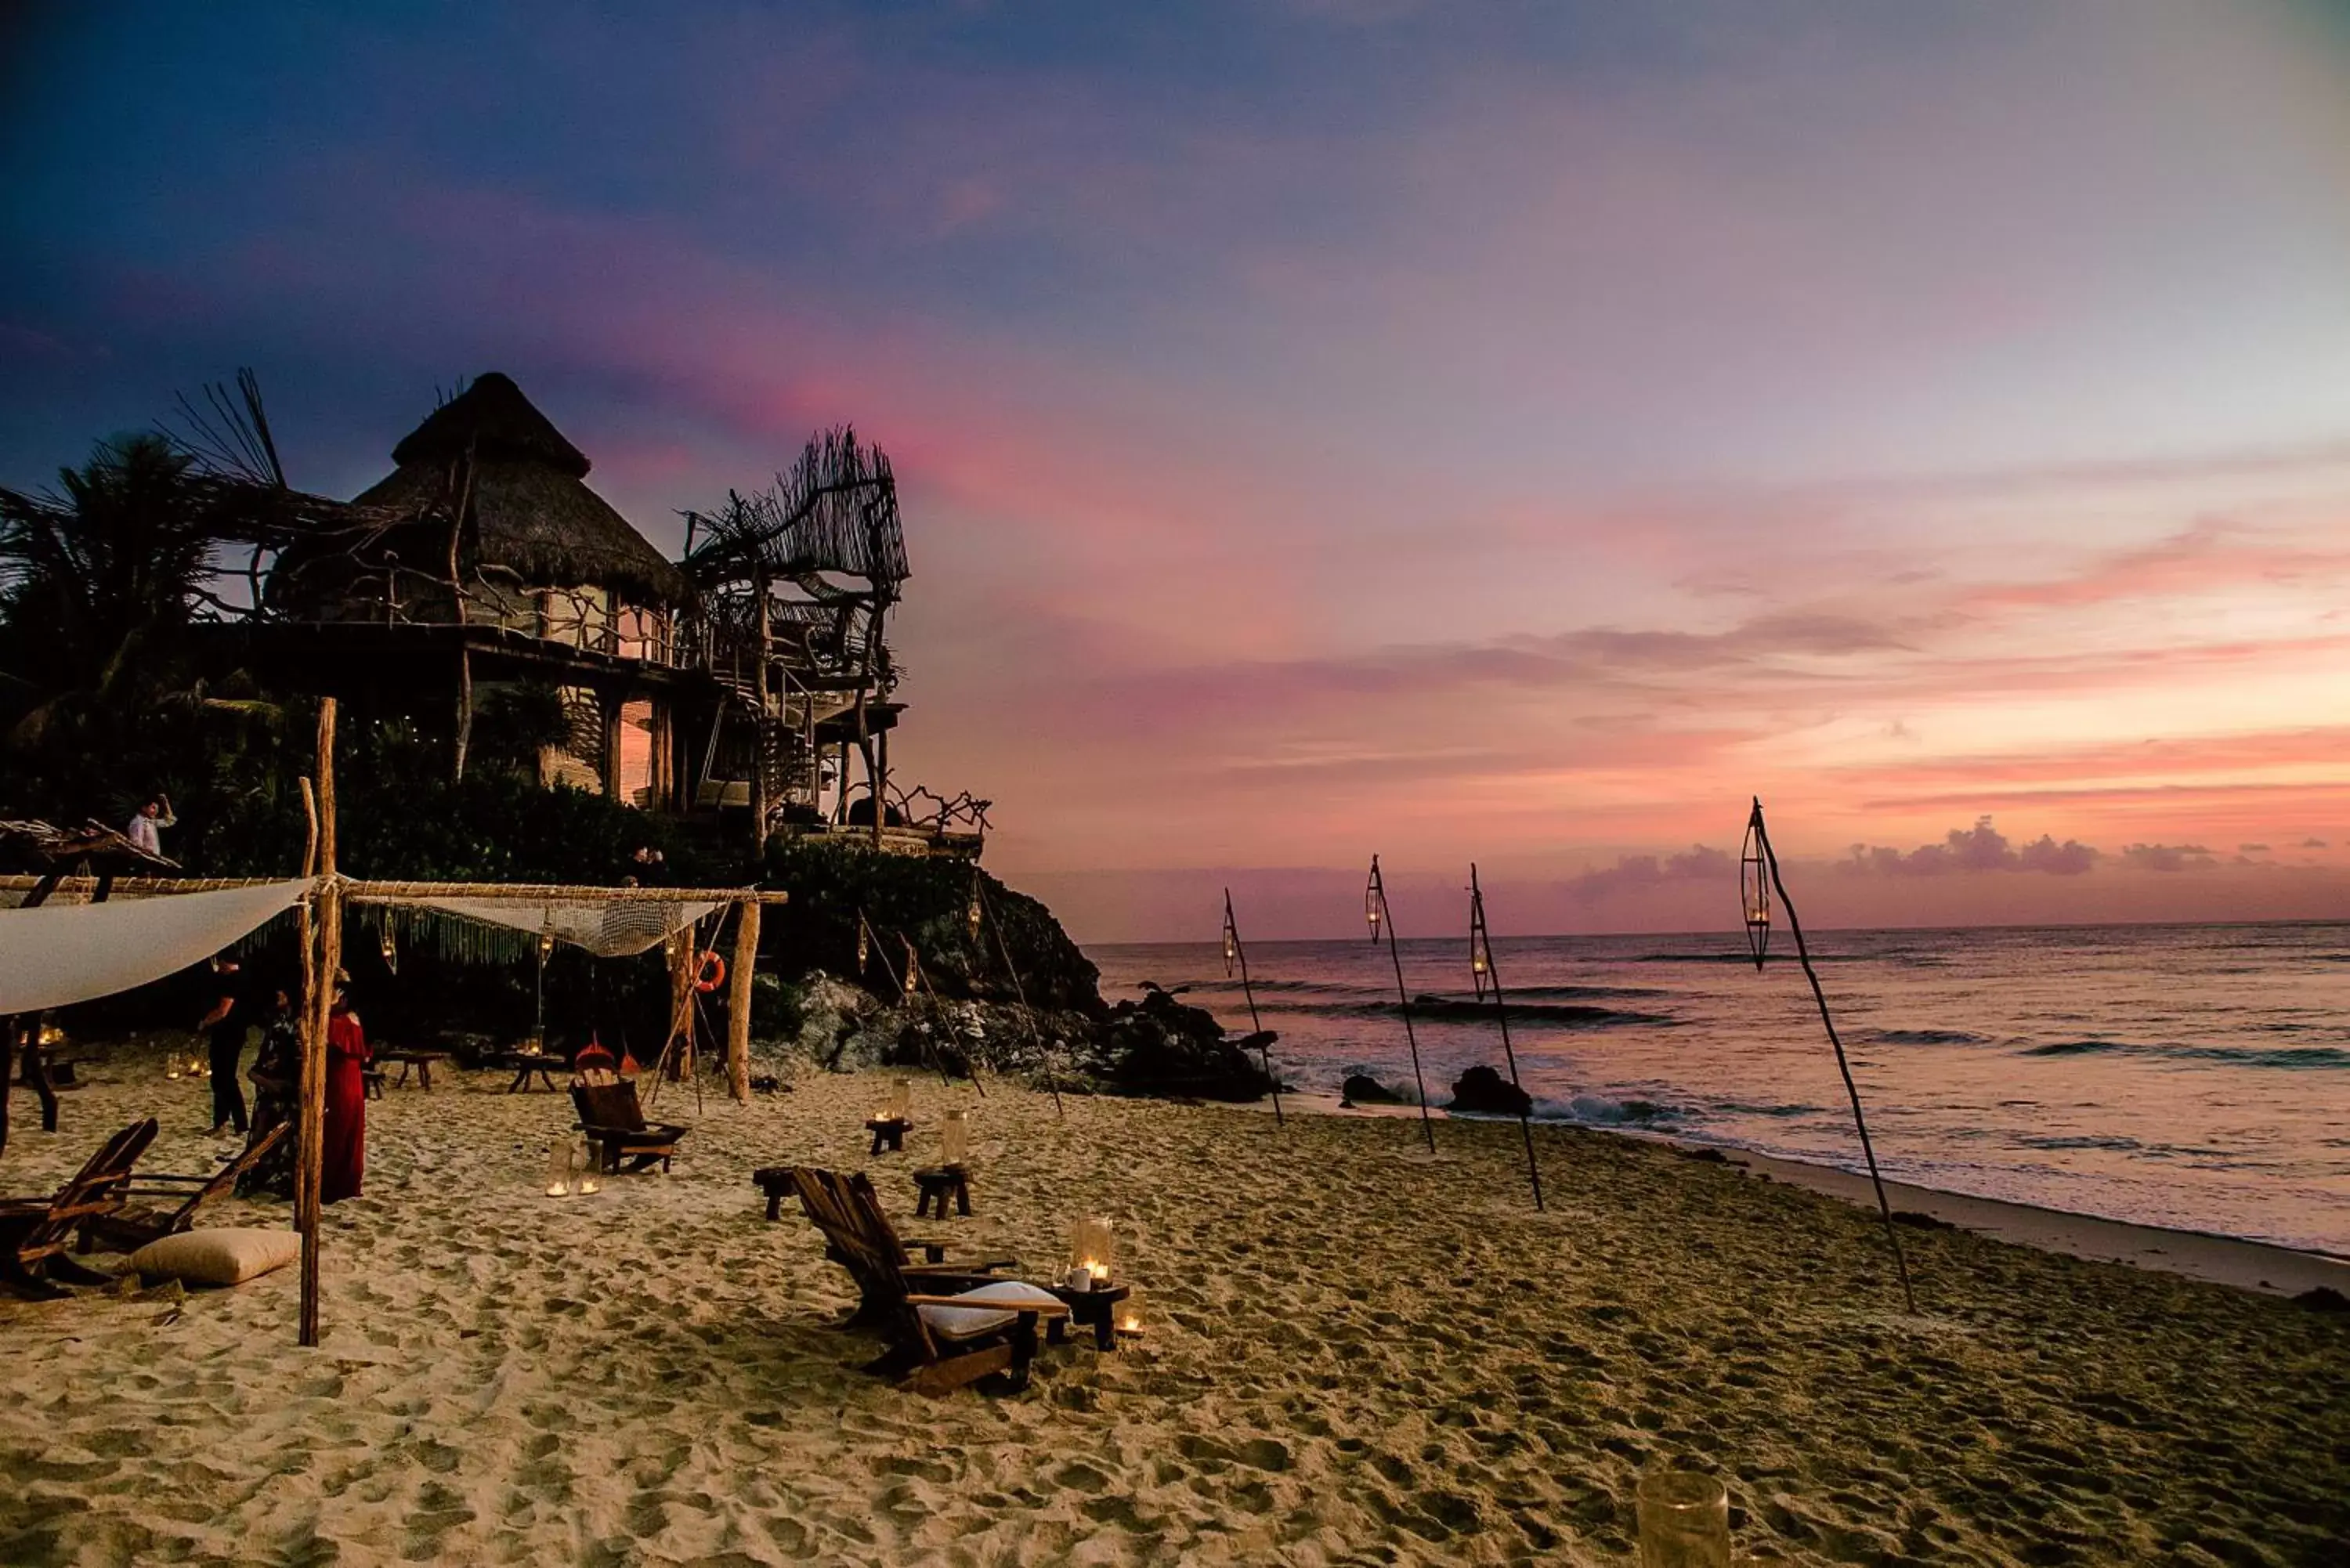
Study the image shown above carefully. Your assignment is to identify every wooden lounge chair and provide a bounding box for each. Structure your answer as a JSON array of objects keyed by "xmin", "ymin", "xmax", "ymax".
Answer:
[
  {"xmin": 571, "ymin": 1080, "xmax": 689, "ymax": 1173},
  {"xmin": 785, "ymin": 1167, "xmax": 1067, "ymax": 1396},
  {"xmin": 77, "ymin": 1122, "xmax": 289, "ymax": 1255},
  {"xmin": 0, "ymin": 1118, "xmax": 158, "ymax": 1297}
]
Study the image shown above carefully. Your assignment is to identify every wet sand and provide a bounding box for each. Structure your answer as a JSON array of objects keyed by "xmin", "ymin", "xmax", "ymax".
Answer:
[{"xmin": 2, "ymin": 1044, "xmax": 2345, "ymax": 1565}]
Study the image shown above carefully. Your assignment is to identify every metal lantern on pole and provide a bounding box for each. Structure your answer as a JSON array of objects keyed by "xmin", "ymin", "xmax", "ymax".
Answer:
[
  {"xmin": 1365, "ymin": 856, "xmax": 1436, "ymax": 1153},
  {"xmin": 1468, "ymin": 864, "xmax": 1543, "ymax": 1209},
  {"xmin": 1222, "ymin": 889, "xmax": 1282, "ymax": 1127},
  {"xmin": 1741, "ymin": 798, "xmax": 1772, "ymax": 970},
  {"xmin": 1741, "ymin": 797, "xmax": 1917, "ymax": 1314}
]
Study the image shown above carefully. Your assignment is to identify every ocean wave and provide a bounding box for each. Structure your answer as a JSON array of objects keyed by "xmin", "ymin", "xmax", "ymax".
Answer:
[
  {"xmin": 1401, "ymin": 995, "xmax": 1676, "ymax": 1027},
  {"xmin": 1715, "ymin": 1100, "xmax": 1824, "ymax": 1118},
  {"xmin": 1531, "ymin": 1093, "xmax": 1683, "ymax": 1127},
  {"xmin": 2019, "ymin": 1134, "xmax": 2142, "ymax": 1151},
  {"xmin": 1869, "ymin": 1028, "xmax": 1994, "ymax": 1046},
  {"xmin": 2021, "ymin": 1039, "xmax": 2350, "ymax": 1069}
]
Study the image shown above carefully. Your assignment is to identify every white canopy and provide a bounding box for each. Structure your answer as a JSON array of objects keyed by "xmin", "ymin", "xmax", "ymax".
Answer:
[{"xmin": 0, "ymin": 879, "xmax": 309, "ymax": 1013}]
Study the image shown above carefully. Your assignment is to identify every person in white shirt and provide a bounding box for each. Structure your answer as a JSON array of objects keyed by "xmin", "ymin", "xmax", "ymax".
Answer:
[{"xmin": 127, "ymin": 794, "xmax": 174, "ymax": 858}]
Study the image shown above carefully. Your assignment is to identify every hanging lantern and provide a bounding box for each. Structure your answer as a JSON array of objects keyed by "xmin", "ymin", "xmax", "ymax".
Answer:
[
  {"xmin": 965, "ymin": 882, "xmax": 985, "ymax": 942},
  {"xmin": 856, "ymin": 919, "xmax": 870, "ymax": 970},
  {"xmin": 902, "ymin": 939, "xmax": 920, "ymax": 997},
  {"xmin": 1222, "ymin": 923, "xmax": 1238, "ymax": 977},
  {"xmin": 379, "ymin": 916, "xmax": 399, "ymax": 974},
  {"xmin": 1066, "ymin": 1213, "xmax": 1115, "ymax": 1289},
  {"xmin": 1470, "ymin": 923, "xmax": 1493, "ymax": 1000},
  {"xmin": 1365, "ymin": 858, "xmax": 1384, "ymax": 941},
  {"xmin": 539, "ymin": 933, "xmax": 556, "ymax": 962},
  {"xmin": 575, "ymin": 1140, "xmax": 602, "ymax": 1195},
  {"xmin": 545, "ymin": 1143, "xmax": 577, "ymax": 1197},
  {"xmin": 1741, "ymin": 799, "xmax": 1772, "ymax": 970}
]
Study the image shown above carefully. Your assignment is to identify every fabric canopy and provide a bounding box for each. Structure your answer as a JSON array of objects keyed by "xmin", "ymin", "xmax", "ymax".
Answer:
[
  {"xmin": 389, "ymin": 895, "xmax": 724, "ymax": 957},
  {"xmin": 0, "ymin": 879, "xmax": 309, "ymax": 1013}
]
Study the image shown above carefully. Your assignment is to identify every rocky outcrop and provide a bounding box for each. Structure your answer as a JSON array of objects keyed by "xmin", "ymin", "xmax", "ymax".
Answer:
[
  {"xmin": 1095, "ymin": 984, "xmax": 1275, "ymax": 1103},
  {"xmin": 1447, "ymin": 1064, "xmax": 1532, "ymax": 1118},
  {"xmin": 1340, "ymin": 1072, "xmax": 1410, "ymax": 1107}
]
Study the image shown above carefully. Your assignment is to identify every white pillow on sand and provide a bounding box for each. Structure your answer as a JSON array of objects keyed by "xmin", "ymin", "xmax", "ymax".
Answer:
[
  {"xmin": 917, "ymin": 1281, "xmax": 1065, "ymax": 1339},
  {"xmin": 130, "ymin": 1227, "xmax": 302, "ymax": 1288}
]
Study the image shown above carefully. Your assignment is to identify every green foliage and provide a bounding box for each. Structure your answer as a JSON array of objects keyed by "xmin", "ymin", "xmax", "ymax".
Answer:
[{"xmin": 759, "ymin": 838, "xmax": 1101, "ymax": 1013}]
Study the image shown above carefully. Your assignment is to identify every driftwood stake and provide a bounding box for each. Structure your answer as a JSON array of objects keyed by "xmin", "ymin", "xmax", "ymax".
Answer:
[
  {"xmin": 727, "ymin": 898, "xmax": 760, "ymax": 1104},
  {"xmin": 1365, "ymin": 856, "xmax": 1436, "ymax": 1153},
  {"xmin": 298, "ymin": 699, "xmax": 340, "ymax": 1348},
  {"xmin": 1746, "ymin": 798, "xmax": 1916, "ymax": 1314},
  {"xmin": 1222, "ymin": 890, "xmax": 1281, "ymax": 1126},
  {"xmin": 1468, "ymin": 865, "xmax": 1543, "ymax": 1210}
]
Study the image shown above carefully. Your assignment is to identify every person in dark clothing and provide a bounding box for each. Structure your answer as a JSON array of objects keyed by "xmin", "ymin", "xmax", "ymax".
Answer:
[
  {"xmin": 196, "ymin": 955, "xmax": 250, "ymax": 1136},
  {"xmin": 240, "ymin": 985, "xmax": 302, "ymax": 1198}
]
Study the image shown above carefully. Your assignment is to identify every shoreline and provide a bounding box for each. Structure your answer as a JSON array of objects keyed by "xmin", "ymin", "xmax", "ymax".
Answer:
[{"xmin": 1242, "ymin": 1089, "xmax": 2350, "ymax": 1299}]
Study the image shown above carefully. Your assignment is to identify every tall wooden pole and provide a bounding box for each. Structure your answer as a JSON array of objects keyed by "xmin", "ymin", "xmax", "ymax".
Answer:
[
  {"xmin": 1751, "ymin": 800, "xmax": 1917, "ymax": 1314},
  {"xmin": 298, "ymin": 699, "xmax": 340, "ymax": 1348},
  {"xmin": 1223, "ymin": 890, "xmax": 1281, "ymax": 1127},
  {"xmin": 1367, "ymin": 856, "xmax": 1436, "ymax": 1153},
  {"xmin": 726, "ymin": 898, "xmax": 759, "ymax": 1104},
  {"xmin": 1469, "ymin": 865, "xmax": 1542, "ymax": 1210}
]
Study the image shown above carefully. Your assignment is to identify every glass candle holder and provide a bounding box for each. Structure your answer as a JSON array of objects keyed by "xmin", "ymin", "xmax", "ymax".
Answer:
[
  {"xmin": 574, "ymin": 1140, "xmax": 601, "ymax": 1195},
  {"xmin": 881, "ymin": 1075, "xmax": 913, "ymax": 1124},
  {"xmin": 545, "ymin": 1143, "xmax": 577, "ymax": 1198},
  {"xmin": 1636, "ymin": 1471, "xmax": 1730, "ymax": 1568},
  {"xmin": 1068, "ymin": 1214, "xmax": 1115, "ymax": 1287},
  {"xmin": 1116, "ymin": 1284, "xmax": 1145, "ymax": 1338},
  {"xmin": 940, "ymin": 1108, "xmax": 970, "ymax": 1169}
]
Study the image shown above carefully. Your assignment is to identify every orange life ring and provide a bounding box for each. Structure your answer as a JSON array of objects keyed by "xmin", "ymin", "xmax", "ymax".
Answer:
[{"xmin": 693, "ymin": 950, "xmax": 727, "ymax": 993}]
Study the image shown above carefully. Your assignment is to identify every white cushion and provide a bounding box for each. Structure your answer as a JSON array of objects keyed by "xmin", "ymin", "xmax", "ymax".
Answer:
[
  {"xmin": 916, "ymin": 1280, "xmax": 1064, "ymax": 1340},
  {"xmin": 129, "ymin": 1227, "xmax": 302, "ymax": 1288}
]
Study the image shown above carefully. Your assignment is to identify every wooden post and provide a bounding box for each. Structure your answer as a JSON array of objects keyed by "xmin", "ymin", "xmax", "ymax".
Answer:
[
  {"xmin": 294, "ymin": 780, "xmax": 319, "ymax": 1223},
  {"xmin": 727, "ymin": 898, "xmax": 759, "ymax": 1104},
  {"xmin": 298, "ymin": 699, "xmax": 340, "ymax": 1348}
]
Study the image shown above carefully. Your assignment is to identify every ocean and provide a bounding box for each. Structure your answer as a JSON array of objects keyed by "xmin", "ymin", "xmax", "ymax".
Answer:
[{"xmin": 1087, "ymin": 923, "xmax": 2350, "ymax": 1257}]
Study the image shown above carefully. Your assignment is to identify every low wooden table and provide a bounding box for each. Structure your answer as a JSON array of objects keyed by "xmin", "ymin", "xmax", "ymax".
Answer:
[
  {"xmin": 912, "ymin": 1165, "xmax": 972, "ymax": 1219},
  {"xmin": 865, "ymin": 1116, "xmax": 911, "ymax": 1155},
  {"xmin": 1045, "ymin": 1281, "xmax": 1130, "ymax": 1352},
  {"xmin": 495, "ymin": 1053, "xmax": 561, "ymax": 1093},
  {"xmin": 378, "ymin": 1049, "xmax": 453, "ymax": 1091}
]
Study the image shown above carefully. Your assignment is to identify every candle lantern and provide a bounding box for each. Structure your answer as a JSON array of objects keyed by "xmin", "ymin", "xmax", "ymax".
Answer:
[
  {"xmin": 38, "ymin": 1021, "xmax": 65, "ymax": 1049},
  {"xmin": 575, "ymin": 1140, "xmax": 602, "ymax": 1194},
  {"xmin": 1116, "ymin": 1284, "xmax": 1146, "ymax": 1338},
  {"xmin": 1470, "ymin": 923, "xmax": 1494, "ymax": 1000},
  {"xmin": 1222, "ymin": 922, "xmax": 1239, "ymax": 976},
  {"xmin": 881, "ymin": 1075, "xmax": 913, "ymax": 1125},
  {"xmin": 940, "ymin": 1107, "xmax": 970, "ymax": 1169},
  {"xmin": 965, "ymin": 883, "xmax": 985, "ymax": 942},
  {"xmin": 545, "ymin": 1143, "xmax": 577, "ymax": 1197},
  {"xmin": 1740, "ymin": 798, "xmax": 1772, "ymax": 970},
  {"xmin": 855, "ymin": 920, "xmax": 870, "ymax": 970},
  {"xmin": 1364, "ymin": 864, "xmax": 1383, "ymax": 939},
  {"xmin": 165, "ymin": 1059, "xmax": 182, "ymax": 1080},
  {"xmin": 1066, "ymin": 1213, "xmax": 1115, "ymax": 1288}
]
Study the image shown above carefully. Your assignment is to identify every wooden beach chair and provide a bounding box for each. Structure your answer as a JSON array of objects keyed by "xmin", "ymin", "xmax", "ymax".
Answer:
[
  {"xmin": 571, "ymin": 1080, "xmax": 689, "ymax": 1173},
  {"xmin": 785, "ymin": 1167, "xmax": 1065, "ymax": 1396},
  {"xmin": 77, "ymin": 1122, "xmax": 289, "ymax": 1255},
  {"xmin": 0, "ymin": 1118, "xmax": 158, "ymax": 1297}
]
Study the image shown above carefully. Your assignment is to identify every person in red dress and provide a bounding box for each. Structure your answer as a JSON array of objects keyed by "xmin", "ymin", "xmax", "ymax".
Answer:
[{"xmin": 321, "ymin": 983, "xmax": 371, "ymax": 1204}]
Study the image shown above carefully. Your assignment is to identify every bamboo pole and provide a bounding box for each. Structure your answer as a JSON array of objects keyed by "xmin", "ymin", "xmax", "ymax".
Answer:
[
  {"xmin": 727, "ymin": 898, "xmax": 759, "ymax": 1103},
  {"xmin": 1469, "ymin": 865, "xmax": 1542, "ymax": 1210},
  {"xmin": 1367, "ymin": 856, "xmax": 1436, "ymax": 1152},
  {"xmin": 294, "ymin": 780, "xmax": 319, "ymax": 1225},
  {"xmin": 1750, "ymin": 800, "xmax": 1917, "ymax": 1314},
  {"xmin": 298, "ymin": 699, "xmax": 340, "ymax": 1348},
  {"xmin": 342, "ymin": 882, "xmax": 790, "ymax": 905}
]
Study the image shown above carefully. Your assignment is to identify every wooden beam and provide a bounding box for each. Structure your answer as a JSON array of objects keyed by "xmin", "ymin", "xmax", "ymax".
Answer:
[
  {"xmin": 727, "ymin": 898, "xmax": 760, "ymax": 1104},
  {"xmin": 298, "ymin": 699, "xmax": 340, "ymax": 1348}
]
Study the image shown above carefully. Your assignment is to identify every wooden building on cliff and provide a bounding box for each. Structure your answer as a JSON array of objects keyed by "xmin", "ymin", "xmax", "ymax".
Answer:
[{"xmin": 221, "ymin": 373, "xmax": 982, "ymax": 855}]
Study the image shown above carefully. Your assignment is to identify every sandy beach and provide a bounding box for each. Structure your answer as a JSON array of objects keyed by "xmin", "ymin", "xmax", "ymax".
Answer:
[{"xmin": 3, "ymin": 1044, "xmax": 2346, "ymax": 1566}]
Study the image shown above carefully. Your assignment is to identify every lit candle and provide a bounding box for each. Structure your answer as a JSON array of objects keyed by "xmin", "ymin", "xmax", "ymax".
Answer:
[{"xmin": 575, "ymin": 1140, "xmax": 600, "ymax": 1195}]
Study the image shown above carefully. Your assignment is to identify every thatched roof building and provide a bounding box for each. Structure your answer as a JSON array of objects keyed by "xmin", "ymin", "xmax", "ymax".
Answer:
[{"xmin": 267, "ymin": 372, "xmax": 689, "ymax": 620}]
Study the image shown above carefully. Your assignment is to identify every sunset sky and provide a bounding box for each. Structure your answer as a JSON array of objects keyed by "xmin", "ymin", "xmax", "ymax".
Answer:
[{"xmin": 6, "ymin": 3, "xmax": 2350, "ymax": 940}]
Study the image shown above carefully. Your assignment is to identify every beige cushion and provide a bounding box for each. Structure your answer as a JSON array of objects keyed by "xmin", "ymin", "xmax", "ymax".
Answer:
[
  {"xmin": 917, "ymin": 1280, "xmax": 1064, "ymax": 1340},
  {"xmin": 130, "ymin": 1227, "xmax": 302, "ymax": 1288}
]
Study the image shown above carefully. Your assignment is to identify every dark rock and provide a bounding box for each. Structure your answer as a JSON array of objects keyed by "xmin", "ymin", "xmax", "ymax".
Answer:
[
  {"xmin": 1341, "ymin": 1073, "xmax": 1407, "ymax": 1107},
  {"xmin": 2294, "ymin": 1285, "xmax": 2349, "ymax": 1313},
  {"xmin": 1674, "ymin": 1146, "xmax": 1729, "ymax": 1164},
  {"xmin": 1447, "ymin": 1064, "xmax": 1532, "ymax": 1118},
  {"xmin": 1892, "ymin": 1210, "xmax": 1957, "ymax": 1230},
  {"xmin": 1095, "ymin": 982, "xmax": 1274, "ymax": 1102}
]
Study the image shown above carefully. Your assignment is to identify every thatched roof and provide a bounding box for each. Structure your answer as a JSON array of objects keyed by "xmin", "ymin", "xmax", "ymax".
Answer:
[
  {"xmin": 349, "ymin": 374, "xmax": 689, "ymax": 605},
  {"xmin": 392, "ymin": 371, "xmax": 591, "ymax": 478}
]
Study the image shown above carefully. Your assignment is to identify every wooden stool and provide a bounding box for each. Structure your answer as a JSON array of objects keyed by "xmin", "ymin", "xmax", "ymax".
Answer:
[
  {"xmin": 361, "ymin": 1069, "xmax": 387, "ymax": 1100},
  {"xmin": 866, "ymin": 1117, "xmax": 910, "ymax": 1155},
  {"xmin": 752, "ymin": 1165, "xmax": 797, "ymax": 1221},
  {"xmin": 912, "ymin": 1165, "xmax": 971, "ymax": 1219}
]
